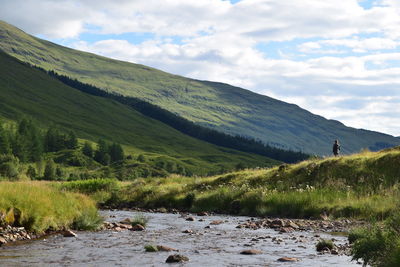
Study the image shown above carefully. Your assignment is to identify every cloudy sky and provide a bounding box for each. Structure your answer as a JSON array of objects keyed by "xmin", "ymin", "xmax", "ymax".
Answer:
[{"xmin": 1, "ymin": 0, "xmax": 400, "ymax": 136}]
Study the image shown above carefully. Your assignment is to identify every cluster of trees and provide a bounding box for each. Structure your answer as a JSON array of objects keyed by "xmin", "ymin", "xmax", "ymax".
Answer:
[
  {"xmin": 0, "ymin": 119, "xmax": 126, "ymax": 180},
  {"xmin": 82, "ymin": 140, "xmax": 124, "ymax": 165},
  {"xmin": 0, "ymin": 119, "xmax": 78, "ymax": 163},
  {"xmin": 43, "ymin": 69, "xmax": 310, "ymax": 163}
]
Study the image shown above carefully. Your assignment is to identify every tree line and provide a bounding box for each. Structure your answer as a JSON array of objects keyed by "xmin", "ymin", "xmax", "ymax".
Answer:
[
  {"xmin": 0, "ymin": 119, "xmax": 125, "ymax": 179},
  {"xmin": 39, "ymin": 68, "xmax": 309, "ymax": 163}
]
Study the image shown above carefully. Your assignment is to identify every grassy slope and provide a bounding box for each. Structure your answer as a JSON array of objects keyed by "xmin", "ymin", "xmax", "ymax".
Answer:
[
  {"xmin": 0, "ymin": 181, "xmax": 99, "ymax": 233},
  {"xmin": 106, "ymin": 146, "xmax": 400, "ymax": 220},
  {"xmin": 1, "ymin": 20, "xmax": 399, "ymax": 155},
  {"xmin": 0, "ymin": 51, "xmax": 277, "ymax": 175}
]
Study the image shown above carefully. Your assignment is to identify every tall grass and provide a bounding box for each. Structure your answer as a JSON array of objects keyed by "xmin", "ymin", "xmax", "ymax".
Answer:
[
  {"xmin": 111, "ymin": 148, "xmax": 400, "ymax": 220},
  {"xmin": 0, "ymin": 181, "xmax": 102, "ymax": 233}
]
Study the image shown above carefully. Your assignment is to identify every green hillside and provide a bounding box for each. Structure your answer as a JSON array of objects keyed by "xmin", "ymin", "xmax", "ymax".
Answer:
[
  {"xmin": 0, "ymin": 20, "xmax": 399, "ymax": 155},
  {"xmin": 0, "ymin": 51, "xmax": 278, "ymax": 175}
]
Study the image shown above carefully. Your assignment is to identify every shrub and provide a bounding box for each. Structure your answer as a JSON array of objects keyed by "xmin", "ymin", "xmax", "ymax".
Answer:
[
  {"xmin": 350, "ymin": 211, "xmax": 400, "ymax": 266},
  {"xmin": 72, "ymin": 207, "xmax": 103, "ymax": 230},
  {"xmin": 316, "ymin": 239, "xmax": 334, "ymax": 252},
  {"xmin": 131, "ymin": 214, "xmax": 149, "ymax": 227}
]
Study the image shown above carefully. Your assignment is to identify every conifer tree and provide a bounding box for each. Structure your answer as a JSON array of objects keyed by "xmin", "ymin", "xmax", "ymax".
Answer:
[
  {"xmin": 82, "ymin": 141, "xmax": 94, "ymax": 158},
  {"xmin": 43, "ymin": 160, "xmax": 56, "ymax": 180},
  {"xmin": 66, "ymin": 131, "xmax": 78, "ymax": 149},
  {"xmin": 0, "ymin": 124, "xmax": 11, "ymax": 155}
]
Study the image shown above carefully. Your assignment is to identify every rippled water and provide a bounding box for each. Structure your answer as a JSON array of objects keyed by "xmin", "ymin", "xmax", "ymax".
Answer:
[{"xmin": 0, "ymin": 210, "xmax": 360, "ymax": 266}]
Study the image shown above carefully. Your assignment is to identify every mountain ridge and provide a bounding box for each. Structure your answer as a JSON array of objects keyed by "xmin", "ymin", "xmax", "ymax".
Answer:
[
  {"xmin": 1, "ymin": 20, "xmax": 399, "ymax": 155},
  {"xmin": 0, "ymin": 50, "xmax": 277, "ymax": 175}
]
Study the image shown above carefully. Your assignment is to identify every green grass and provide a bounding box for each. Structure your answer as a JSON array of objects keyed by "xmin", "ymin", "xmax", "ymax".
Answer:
[
  {"xmin": 1, "ymin": 20, "xmax": 399, "ymax": 155},
  {"xmin": 0, "ymin": 50, "xmax": 278, "ymax": 176},
  {"xmin": 84, "ymin": 147, "xmax": 400, "ymax": 221},
  {"xmin": 131, "ymin": 214, "xmax": 149, "ymax": 227},
  {"xmin": 316, "ymin": 239, "xmax": 334, "ymax": 252},
  {"xmin": 0, "ymin": 181, "xmax": 101, "ymax": 233}
]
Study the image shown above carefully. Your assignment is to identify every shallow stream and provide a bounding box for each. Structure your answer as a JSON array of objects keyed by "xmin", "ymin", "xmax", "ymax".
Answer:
[{"xmin": 0, "ymin": 210, "xmax": 360, "ymax": 266}]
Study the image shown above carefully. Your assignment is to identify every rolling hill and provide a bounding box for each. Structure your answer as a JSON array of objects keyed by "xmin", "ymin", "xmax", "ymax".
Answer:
[
  {"xmin": 0, "ymin": 20, "xmax": 399, "ymax": 155},
  {"xmin": 0, "ymin": 50, "xmax": 278, "ymax": 175}
]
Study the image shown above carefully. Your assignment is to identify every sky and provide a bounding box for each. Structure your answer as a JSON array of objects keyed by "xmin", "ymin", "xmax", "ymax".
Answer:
[{"xmin": 1, "ymin": 0, "xmax": 399, "ymax": 136}]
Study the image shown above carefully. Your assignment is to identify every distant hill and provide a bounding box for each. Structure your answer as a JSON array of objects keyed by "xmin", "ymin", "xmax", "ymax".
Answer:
[
  {"xmin": 1, "ymin": 20, "xmax": 399, "ymax": 155},
  {"xmin": 0, "ymin": 51, "xmax": 278, "ymax": 175}
]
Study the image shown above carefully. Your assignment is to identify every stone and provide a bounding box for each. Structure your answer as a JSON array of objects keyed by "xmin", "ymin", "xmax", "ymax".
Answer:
[
  {"xmin": 119, "ymin": 218, "xmax": 132, "ymax": 224},
  {"xmin": 63, "ymin": 230, "xmax": 77, "ymax": 237},
  {"xmin": 277, "ymin": 257, "xmax": 299, "ymax": 262},
  {"xmin": 197, "ymin": 212, "xmax": 209, "ymax": 216},
  {"xmin": 240, "ymin": 249, "xmax": 262, "ymax": 255},
  {"xmin": 165, "ymin": 254, "xmax": 189, "ymax": 263},
  {"xmin": 186, "ymin": 217, "xmax": 195, "ymax": 221},
  {"xmin": 286, "ymin": 221, "xmax": 299, "ymax": 229},
  {"xmin": 0, "ymin": 236, "xmax": 7, "ymax": 245},
  {"xmin": 279, "ymin": 227, "xmax": 294, "ymax": 233},
  {"xmin": 210, "ymin": 220, "xmax": 223, "ymax": 225},
  {"xmin": 331, "ymin": 249, "xmax": 339, "ymax": 255},
  {"xmin": 130, "ymin": 224, "xmax": 145, "ymax": 231},
  {"xmin": 271, "ymin": 219, "xmax": 284, "ymax": 227},
  {"xmin": 182, "ymin": 229, "xmax": 193, "ymax": 233},
  {"xmin": 157, "ymin": 245, "xmax": 178, "ymax": 252}
]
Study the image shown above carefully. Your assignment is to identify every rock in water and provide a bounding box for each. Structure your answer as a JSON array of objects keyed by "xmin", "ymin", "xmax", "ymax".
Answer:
[
  {"xmin": 197, "ymin": 211, "xmax": 209, "ymax": 216},
  {"xmin": 0, "ymin": 236, "xmax": 7, "ymax": 245},
  {"xmin": 130, "ymin": 224, "xmax": 145, "ymax": 231},
  {"xmin": 63, "ymin": 230, "xmax": 77, "ymax": 237},
  {"xmin": 119, "ymin": 218, "xmax": 132, "ymax": 224},
  {"xmin": 157, "ymin": 245, "xmax": 178, "ymax": 252},
  {"xmin": 277, "ymin": 257, "xmax": 299, "ymax": 262},
  {"xmin": 165, "ymin": 254, "xmax": 189, "ymax": 263},
  {"xmin": 186, "ymin": 217, "xmax": 195, "ymax": 221},
  {"xmin": 240, "ymin": 249, "xmax": 262, "ymax": 255},
  {"xmin": 210, "ymin": 220, "xmax": 223, "ymax": 225}
]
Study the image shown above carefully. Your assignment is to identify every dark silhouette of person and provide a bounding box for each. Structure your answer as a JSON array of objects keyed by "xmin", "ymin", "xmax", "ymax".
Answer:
[{"xmin": 333, "ymin": 140, "xmax": 340, "ymax": 156}]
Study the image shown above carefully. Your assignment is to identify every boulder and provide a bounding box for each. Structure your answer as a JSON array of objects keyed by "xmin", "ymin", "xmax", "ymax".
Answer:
[
  {"xmin": 240, "ymin": 249, "xmax": 262, "ymax": 255},
  {"xmin": 279, "ymin": 227, "xmax": 294, "ymax": 233},
  {"xmin": 0, "ymin": 236, "xmax": 7, "ymax": 245},
  {"xmin": 165, "ymin": 254, "xmax": 189, "ymax": 263},
  {"xmin": 277, "ymin": 257, "xmax": 299, "ymax": 262},
  {"xmin": 210, "ymin": 220, "xmax": 223, "ymax": 225},
  {"xmin": 157, "ymin": 245, "xmax": 178, "ymax": 252},
  {"xmin": 63, "ymin": 230, "xmax": 77, "ymax": 237},
  {"xmin": 197, "ymin": 212, "xmax": 209, "ymax": 216},
  {"xmin": 186, "ymin": 217, "xmax": 195, "ymax": 221},
  {"xmin": 130, "ymin": 224, "xmax": 145, "ymax": 231},
  {"xmin": 119, "ymin": 218, "xmax": 132, "ymax": 224}
]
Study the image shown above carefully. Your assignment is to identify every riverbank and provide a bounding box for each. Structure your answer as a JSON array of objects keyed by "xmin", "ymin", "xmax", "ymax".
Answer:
[{"xmin": 0, "ymin": 182, "xmax": 102, "ymax": 247}]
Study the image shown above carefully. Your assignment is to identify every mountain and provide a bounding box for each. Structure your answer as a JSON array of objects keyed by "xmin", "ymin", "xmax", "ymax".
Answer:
[
  {"xmin": 0, "ymin": 50, "xmax": 278, "ymax": 175},
  {"xmin": 1, "ymin": 20, "xmax": 399, "ymax": 155}
]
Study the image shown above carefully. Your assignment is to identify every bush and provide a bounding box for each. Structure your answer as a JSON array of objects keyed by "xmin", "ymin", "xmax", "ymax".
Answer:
[
  {"xmin": 131, "ymin": 214, "xmax": 149, "ymax": 227},
  {"xmin": 316, "ymin": 239, "xmax": 334, "ymax": 252},
  {"xmin": 350, "ymin": 211, "xmax": 400, "ymax": 266},
  {"xmin": 72, "ymin": 207, "xmax": 103, "ymax": 230},
  {"xmin": 59, "ymin": 178, "xmax": 119, "ymax": 195}
]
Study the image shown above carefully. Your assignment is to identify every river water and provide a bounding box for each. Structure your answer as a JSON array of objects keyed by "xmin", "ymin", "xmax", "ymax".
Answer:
[{"xmin": 0, "ymin": 210, "xmax": 360, "ymax": 266}]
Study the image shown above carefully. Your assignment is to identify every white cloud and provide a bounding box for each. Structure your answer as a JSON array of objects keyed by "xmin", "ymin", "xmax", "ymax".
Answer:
[{"xmin": 1, "ymin": 0, "xmax": 400, "ymax": 135}]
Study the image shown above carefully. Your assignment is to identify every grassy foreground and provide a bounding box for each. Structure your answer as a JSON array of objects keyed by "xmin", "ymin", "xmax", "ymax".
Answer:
[
  {"xmin": 63, "ymin": 147, "xmax": 400, "ymax": 221},
  {"xmin": 0, "ymin": 182, "xmax": 102, "ymax": 233}
]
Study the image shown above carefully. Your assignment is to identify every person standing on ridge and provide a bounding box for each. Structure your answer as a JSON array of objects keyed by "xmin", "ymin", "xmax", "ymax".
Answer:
[{"xmin": 332, "ymin": 140, "xmax": 340, "ymax": 157}]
